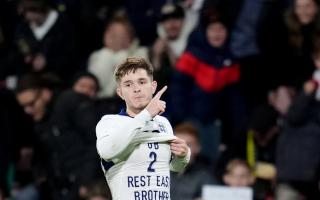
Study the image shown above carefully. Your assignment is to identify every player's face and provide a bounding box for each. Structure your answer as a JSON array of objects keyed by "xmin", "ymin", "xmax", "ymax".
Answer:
[{"xmin": 117, "ymin": 68, "xmax": 157, "ymax": 114}]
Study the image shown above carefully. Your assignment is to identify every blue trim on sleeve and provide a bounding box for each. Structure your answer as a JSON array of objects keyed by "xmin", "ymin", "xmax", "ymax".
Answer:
[{"xmin": 101, "ymin": 158, "xmax": 115, "ymax": 172}]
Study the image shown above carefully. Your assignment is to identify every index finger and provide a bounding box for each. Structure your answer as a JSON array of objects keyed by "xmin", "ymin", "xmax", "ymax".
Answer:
[{"xmin": 154, "ymin": 85, "xmax": 167, "ymax": 99}]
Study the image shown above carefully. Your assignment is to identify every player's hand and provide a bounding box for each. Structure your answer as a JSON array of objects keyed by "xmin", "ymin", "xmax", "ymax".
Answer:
[
  {"xmin": 146, "ymin": 86, "xmax": 167, "ymax": 118},
  {"xmin": 170, "ymin": 137, "xmax": 189, "ymax": 158}
]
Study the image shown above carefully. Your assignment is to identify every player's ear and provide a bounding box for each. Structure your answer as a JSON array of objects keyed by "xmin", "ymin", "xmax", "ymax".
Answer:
[
  {"xmin": 116, "ymin": 87, "xmax": 124, "ymax": 100},
  {"xmin": 151, "ymin": 81, "xmax": 157, "ymax": 95}
]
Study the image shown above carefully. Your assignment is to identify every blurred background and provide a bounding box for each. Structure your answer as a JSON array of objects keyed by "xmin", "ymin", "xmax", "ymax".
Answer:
[{"xmin": 1, "ymin": 0, "xmax": 320, "ymax": 199}]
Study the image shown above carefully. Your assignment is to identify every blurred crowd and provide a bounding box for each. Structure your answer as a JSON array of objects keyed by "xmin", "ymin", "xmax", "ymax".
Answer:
[{"xmin": 1, "ymin": 0, "xmax": 320, "ymax": 199}]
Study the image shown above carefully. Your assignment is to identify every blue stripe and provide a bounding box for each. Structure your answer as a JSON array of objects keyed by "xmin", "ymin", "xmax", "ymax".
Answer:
[
  {"xmin": 118, "ymin": 108, "xmax": 134, "ymax": 118},
  {"xmin": 101, "ymin": 158, "xmax": 115, "ymax": 172}
]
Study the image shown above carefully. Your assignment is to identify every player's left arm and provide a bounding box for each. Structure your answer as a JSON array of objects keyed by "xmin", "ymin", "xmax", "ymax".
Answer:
[
  {"xmin": 161, "ymin": 118, "xmax": 191, "ymax": 172},
  {"xmin": 169, "ymin": 137, "xmax": 191, "ymax": 172}
]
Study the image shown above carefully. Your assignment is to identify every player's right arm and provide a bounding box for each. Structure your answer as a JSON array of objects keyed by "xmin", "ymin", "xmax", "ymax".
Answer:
[{"xmin": 96, "ymin": 109, "xmax": 152, "ymax": 161}]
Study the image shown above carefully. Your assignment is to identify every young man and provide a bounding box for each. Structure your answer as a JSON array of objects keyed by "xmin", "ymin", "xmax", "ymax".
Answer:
[{"xmin": 96, "ymin": 57, "xmax": 190, "ymax": 200}]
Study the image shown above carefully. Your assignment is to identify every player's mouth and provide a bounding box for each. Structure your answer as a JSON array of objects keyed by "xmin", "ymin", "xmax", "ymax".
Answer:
[{"xmin": 133, "ymin": 96, "xmax": 145, "ymax": 102}]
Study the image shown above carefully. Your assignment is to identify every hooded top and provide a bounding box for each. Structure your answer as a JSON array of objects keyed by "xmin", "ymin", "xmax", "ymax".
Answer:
[
  {"xmin": 170, "ymin": 25, "xmax": 241, "ymax": 123},
  {"xmin": 175, "ymin": 26, "xmax": 240, "ymax": 92}
]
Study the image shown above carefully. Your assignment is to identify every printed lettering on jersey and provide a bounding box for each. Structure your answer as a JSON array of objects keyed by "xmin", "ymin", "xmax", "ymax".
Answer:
[{"xmin": 128, "ymin": 175, "xmax": 170, "ymax": 200}]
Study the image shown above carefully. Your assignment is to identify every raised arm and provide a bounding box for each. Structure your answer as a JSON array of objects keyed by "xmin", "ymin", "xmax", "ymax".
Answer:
[
  {"xmin": 96, "ymin": 86, "xmax": 175, "ymax": 161},
  {"xmin": 96, "ymin": 109, "xmax": 152, "ymax": 161}
]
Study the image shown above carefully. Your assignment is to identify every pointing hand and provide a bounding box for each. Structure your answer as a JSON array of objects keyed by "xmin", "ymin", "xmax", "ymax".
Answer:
[{"xmin": 146, "ymin": 86, "xmax": 167, "ymax": 118}]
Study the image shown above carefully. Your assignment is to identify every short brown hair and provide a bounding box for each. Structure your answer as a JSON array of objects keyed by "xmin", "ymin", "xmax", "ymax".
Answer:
[
  {"xmin": 173, "ymin": 122, "xmax": 199, "ymax": 140},
  {"xmin": 114, "ymin": 57, "xmax": 153, "ymax": 83},
  {"xmin": 225, "ymin": 159, "xmax": 252, "ymax": 174}
]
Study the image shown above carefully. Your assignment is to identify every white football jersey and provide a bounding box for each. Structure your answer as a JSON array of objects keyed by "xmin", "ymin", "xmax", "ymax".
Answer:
[{"xmin": 96, "ymin": 109, "xmax": 190, "ymax": 200}]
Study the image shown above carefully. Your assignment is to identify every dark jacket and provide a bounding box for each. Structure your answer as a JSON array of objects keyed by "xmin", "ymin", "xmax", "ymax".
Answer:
[
  {"xmin": 276, "ymin": 92, "xmax": 320, "ymax": 182},
  {"xmin": 49, "ymin": 90, "xmax": 100, "ymax": 185},
  {"xmin": 0, "ymin": 89, "xmax": 34, "ymax": 196},
  {"xmin": 11, "ymin": 12, "xmax": 75, "ymax": 79}
]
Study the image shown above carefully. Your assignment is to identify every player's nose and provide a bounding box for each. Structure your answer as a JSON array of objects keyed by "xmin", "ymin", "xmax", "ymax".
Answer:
[{"xmin": 133, "ymin": 84, "xmax": 141, "ymax": 93}]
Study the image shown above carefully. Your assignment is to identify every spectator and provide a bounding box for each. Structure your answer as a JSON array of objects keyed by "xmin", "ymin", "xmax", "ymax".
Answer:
[
  {"xmin": 283, "ymin": 0, "xmax": 320, "ymax": 88},
  {"xmin": 171, "ymin": 122, "xmax": 215, "ymax": 200},
  {"xmin": 152, "ymin": 3, "xmax": 185, "ymax": 70},
  {"xmin": 88, "ymin": 14, "xmax": 148, "ymax": 98},
  {"xmin": 275, "ymin": 53, "xmax": 320, "ymax": 200},
  {"xmin": 0, "ymin": 88, "xmax": 34, "ymax": 199},
  {"xmin": 69, "ymin": 71, "xmax": 122, "ymax": 120},
  {"xmin": 7, "ymin": 0, "xmax": 75, "ymax": 80},
  {"xmin": 55, "ymin": 0, "xmax": 126, "ymax": 62},
  {"xmin": 15, "ymin": 72, "xmax": 100, "ymax": 200},
  {"xmin": 15, "ymin": 73, "xmax": 60, "ymax": 200},
  {"xmin": 218, "ymin": 0, "xmax": 290, "ymax": 108},
  {"xmin": 154, "ymin": 2, "xmax": 201, "ymax": 64},
  {"xmin": 151, "ymin": 3, "xmax": 196, "ymax": 90},
  {"xmin": 170, "ymin": 9, "xmax": 246, "ymax": 161},
  {"xmin": 71, "ymin": 72, "xmax": 99, "ymax": 99},
  {"xmin": 223, "ymin": 159, "xmax": 255, "ymax": 187},
  {"xmin": 247, "ymin": 85, "xmax": 296, "ymax": 199},
  {"xmin": 48, "ymin": 72, "xmax": 100, "ymax": 200},
  {"xmin": 16, "ymin": 74, "xmax": 59, "ymax": 124},
  {"xmin": 248, "ymin": 86, "xmax": 295, "ymax": 168}
]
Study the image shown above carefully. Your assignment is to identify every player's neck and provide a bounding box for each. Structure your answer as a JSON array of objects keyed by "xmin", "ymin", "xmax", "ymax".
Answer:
[{"xmin": 126, "ymin": 107, "xmax": 143, "ymax": 117}]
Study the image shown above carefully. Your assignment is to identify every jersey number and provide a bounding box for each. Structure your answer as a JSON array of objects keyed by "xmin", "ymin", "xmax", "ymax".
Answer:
[{"xmin": 147, "ymin": 152, "xmax": 157, "ymax": 172}]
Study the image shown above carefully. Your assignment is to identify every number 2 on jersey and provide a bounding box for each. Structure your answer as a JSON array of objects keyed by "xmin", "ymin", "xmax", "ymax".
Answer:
[{"xmin": 147, "ymin": 152, "xmax": 157, "ymax": 172}]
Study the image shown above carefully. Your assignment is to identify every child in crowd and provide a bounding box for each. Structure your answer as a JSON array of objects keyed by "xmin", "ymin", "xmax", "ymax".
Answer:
[{"xmin": 223, "ymin": 159, "xmax": 255, "ymax": 187}]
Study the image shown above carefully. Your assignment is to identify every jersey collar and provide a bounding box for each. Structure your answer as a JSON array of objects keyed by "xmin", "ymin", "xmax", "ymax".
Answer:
[{"xmin": 118, "ymin": 108, "xmax": 133, "ymax": 118}]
